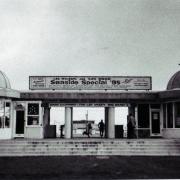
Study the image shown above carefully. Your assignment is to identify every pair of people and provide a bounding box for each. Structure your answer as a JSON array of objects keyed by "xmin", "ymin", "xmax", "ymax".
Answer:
[{"xmin": 84, "ymin": 120, "xmax": 105, "ymax": 138}]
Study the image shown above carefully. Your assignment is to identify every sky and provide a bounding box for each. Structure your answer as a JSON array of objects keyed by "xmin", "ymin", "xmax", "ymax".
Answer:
[{"xmin": 0, "ymin": 0, "xmax": 180, "ymax": 91}]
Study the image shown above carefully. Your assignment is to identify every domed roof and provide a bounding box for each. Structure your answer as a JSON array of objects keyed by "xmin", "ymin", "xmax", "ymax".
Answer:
[
  {"xmin": 0, "ymin": 71, "xmax": 11, "ymax": 89},
  {"xmin": 167, "ymin": 71, "xmax": 180, "ymax": 90}
]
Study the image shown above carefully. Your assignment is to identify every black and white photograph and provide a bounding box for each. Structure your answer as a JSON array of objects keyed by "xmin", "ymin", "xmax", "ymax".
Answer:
[{"xmin": 0, "ymin": 0, "xmax": 180, "ymax": 179}]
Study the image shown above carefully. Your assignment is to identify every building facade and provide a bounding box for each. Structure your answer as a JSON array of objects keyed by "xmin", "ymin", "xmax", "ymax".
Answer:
[{"xmin": 1, "ymin": 70, "xmax": 180, "ymax": 139}]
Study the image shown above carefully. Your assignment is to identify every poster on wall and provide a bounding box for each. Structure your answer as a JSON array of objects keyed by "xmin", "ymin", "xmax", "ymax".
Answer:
[{"xmin": 29, "ymin": 76, "xmax": 152, "ymax": 90}]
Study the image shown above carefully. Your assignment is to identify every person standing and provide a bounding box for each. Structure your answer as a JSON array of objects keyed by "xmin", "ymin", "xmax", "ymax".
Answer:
[
  {"xmin": 98, "ymin": 120, "xmax": 105, "ymax": 138},
  {"xmin": 127, "ymin": 113, "xmax": 136, "ymax": 138},
  {"xmin": 86, "ymin": 122, "xmax": 92, "ymax": 138}
]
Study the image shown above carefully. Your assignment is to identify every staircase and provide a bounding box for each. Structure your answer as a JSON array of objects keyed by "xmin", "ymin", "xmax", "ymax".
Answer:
[{"xmin": 0, "ymin": 139, "xmax": 180, "ymax": 156}]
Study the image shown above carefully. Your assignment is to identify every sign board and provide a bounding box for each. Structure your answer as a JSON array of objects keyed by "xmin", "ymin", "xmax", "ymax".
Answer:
[
  {"xmin": 49, "ymin": 103, "xmax": 129, "ymax": 107},
  {"xmin": 29, "ymin": 76, "xmax": 152, "ymax": 90}
]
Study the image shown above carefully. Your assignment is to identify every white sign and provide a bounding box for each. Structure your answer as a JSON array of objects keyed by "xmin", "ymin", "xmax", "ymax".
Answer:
[
  {"xmin": 49, "ymin": 103, "xmax": 129, "ymax": 107},
  {"xmin": 29, "ymin": 76, "xmax": 152, "ymax": 90}
]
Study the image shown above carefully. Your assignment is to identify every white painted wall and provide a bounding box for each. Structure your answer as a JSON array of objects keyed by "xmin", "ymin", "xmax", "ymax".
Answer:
[
  {"xmin": 162, "ymin": 129, "xmax": 180, "ymax": 138},
  {"xmin": 25, "ymin": 127, "xmax": 43, "ymax": 139},
  {"xmin": 0, "ymin": 129, "xmax": 12, "ymax": 139}
]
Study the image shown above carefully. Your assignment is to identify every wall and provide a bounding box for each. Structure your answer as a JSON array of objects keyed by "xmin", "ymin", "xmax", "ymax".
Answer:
[
  {"xmin": 24, "ymin": 127, "xmax": 43, "ymax": 139},
  {"xmin": 162, "ymin": 129, "xmax": 180, "ymax": 138},
  {"xmin": 0, "ymin": 129, "xmax": 12, "ymax": 139}
]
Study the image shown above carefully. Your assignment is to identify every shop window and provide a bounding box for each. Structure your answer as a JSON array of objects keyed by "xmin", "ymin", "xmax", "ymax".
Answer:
[
  {"xmin": 0, "ymin": 101, "xmax": 10, "ymax": 128},
  {"xmin": 27, "ymin": 103, "xmax": 39, "ymax": 125},
  {"xmin": 163, "ymin": 104, "xmax": 166, "ymax": 128},
  {"xmin": 138, "ymin": 104, "xmax": 149, "ymax": 128},
  {"xmin": 175, "ymin": 102, "xmax": 180, "ymax": 128},
  {"xmin": 167, "ymin": 103, "xmax": 173, "ymax": 128}
]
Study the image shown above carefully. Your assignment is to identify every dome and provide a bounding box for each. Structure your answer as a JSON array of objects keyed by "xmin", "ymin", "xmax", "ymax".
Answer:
[
  {"xmin": 167, "ymin": 71, "xmax": 180, "ymax": 90},
  {"xmin": 0, "ymin": 71, "xmax": 11, "ymax": 89}
]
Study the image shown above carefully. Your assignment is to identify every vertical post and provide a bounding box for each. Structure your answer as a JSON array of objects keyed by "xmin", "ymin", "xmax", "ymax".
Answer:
[
  {"xmin": 108, "ymin": 107, "xmax": 115, "ymax": 138},
  {"xmin": 43, "ymin": 106, "xmax": 51, "ymax": 127},
  {"xmin": 105, "ymin": 107, "xmax": 109, "ymax": 138},
  {"xmin": 105, "ymin": 107, "xmax": 115, "ymax": 138},
  {"xmin": 43, "ymin": 103, "xmax": 51, "ymax": 138},
  {"xmin": 128, "ymin": 104, "xmax": 135, "ymax": 116},
  {"xmin": 128, "ymin": 104, "xmax": 137, "ymax": 138},
  {"xmin": 65, "ymin": 107, "xmax": 73, "ymax": 139},
  {"xmin": 173, "ymin": 102, "xmax": 175, "ymax": 128}
]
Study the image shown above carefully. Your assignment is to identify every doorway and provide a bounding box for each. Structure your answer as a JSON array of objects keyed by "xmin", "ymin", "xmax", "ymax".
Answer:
[
  {"xmin": 50, "ymin": 107, "xmax": 65, "ymax": 138},
  {"xmin": 115, "ymin": 107, "xmax": 128, "ymax": 138},
  {"xmin": 15, "ymin": 110, "xmax": 25, "ymax": 137},
  {"xmin": 151, "ymin": 110, "xmax": 161, "ymax": 136},
  {"xmin": 73, "ymin": 107, "xmax": 104, "ymax": 138}
]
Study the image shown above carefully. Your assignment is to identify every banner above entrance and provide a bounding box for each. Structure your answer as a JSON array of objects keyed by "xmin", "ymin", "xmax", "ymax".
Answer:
[{"xmin": 29, "ymin": 76, "xmax": 152, "ymax": 90}]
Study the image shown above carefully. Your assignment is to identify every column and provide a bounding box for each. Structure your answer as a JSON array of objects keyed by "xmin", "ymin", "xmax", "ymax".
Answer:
[
  {"xmin": 108, "ymin": 107, "xmax": 115, "ymax": 138},
  {"xmin": 42, "ymin": 103, "xmax": 51, "ymax": 138},
  {"xmin": 105, "ymin": 107, "xmax": 115, "ymax": 138},
  {"xmin": 65, "ymin": 107, "xmax": 73, "ymax": 139},
  {"xmin": 43, "ymin": 106, "xmax": 51, "ymax": 127},
  {"xmin": 128, "ymin": 104, "xmax": 135, "ymax": 116},
  {"xmin": 105, "ymin": 107, "xmax": 109, "ymax": 138}
]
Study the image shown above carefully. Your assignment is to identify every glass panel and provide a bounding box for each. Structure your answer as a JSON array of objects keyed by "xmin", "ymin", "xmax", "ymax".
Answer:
[
  {"xmin": 163, "ymin": 104, "xmax": 166, "ymax": 128},
  {"xmin": 27, "ymin": 116, "xmax": 39, "ymax": 125},
  {"xmin": 5, "ymin": 102, "xmax": 10, "ymax": 128},
  {"xmin": 138, "ymin": 104, "xmax": 149, "ymax": 128},
  {"xmin": 167, "ymin": 103, "xmax": 173, "ymax": 128},
  {"xmin": 28, "ymin": 103, "xmax": 39, "ymax": 115},
  {"xmin": 0, "ymin": 101, "xmax": 10, "ymax": 128},
  {"xmin": 27, "ymin": 103, "xmax": 39, "ymax": 126},
  {"xmin": 0, "ymin": 101, "xmax": 4, "ymax": 128},
  {"xmin": 175, "ymin": 102, "xmax": 180, "ymax": 128}
]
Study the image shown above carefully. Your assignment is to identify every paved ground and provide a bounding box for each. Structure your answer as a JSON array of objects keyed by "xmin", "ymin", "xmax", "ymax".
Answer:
[{"xmin": 0, "ymin": 156, "xmax": 180, "ymax": 179}]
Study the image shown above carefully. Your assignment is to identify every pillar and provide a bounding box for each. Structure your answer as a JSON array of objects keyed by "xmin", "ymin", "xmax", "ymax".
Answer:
[
  {"xmin": 65, "ymin": 107, "xmax": 73, "ymax": 139},
  {"xmin": 128, "ymin": 104, "xmax": 135, "ymax": 116},
  {"xmin": 42, "ymin": 103, "xmax": 51, "ymax": 138},
  {"xmin": 105, "ymin": 107, "xmax": 109, "ymax": 138},
  {"xmin": 105, "ymin": 107, "xmax": 115, "ymax": 138},
  {"xmin": 128, "ymin": 104, "xmax": 138, "ymax": 138},
  {"xmin": 43, "ymin": 106, "xmax": 51, "ymax": 126}
]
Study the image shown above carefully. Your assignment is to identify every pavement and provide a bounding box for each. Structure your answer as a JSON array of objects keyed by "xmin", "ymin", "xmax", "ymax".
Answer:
[{"xmin": 0, "ymin": 156, "xmax": 180, "ymax": 179}]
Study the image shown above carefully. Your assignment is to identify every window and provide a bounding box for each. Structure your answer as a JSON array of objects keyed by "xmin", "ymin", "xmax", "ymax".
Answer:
[
  {"xmin": 167, "ymin": 103, "xmax": 173, "ymax": 128},
  {"xmin": 138, "ymin": 104, "xmax": 149, "ymax": 128},
  {"xmin": 0, "ymin": 101, "xmax": 10, "ymax": 128},
  {"xmin": 175, "ymin": 102, "xmax": 180, "ymax": 128},
  {"xmin": 163, "ymin": 104, "xmax": 166, "ymax": 128},
  {"xmin": 27, "ymin": 103, "xmax": 39, "ymax": 125}
]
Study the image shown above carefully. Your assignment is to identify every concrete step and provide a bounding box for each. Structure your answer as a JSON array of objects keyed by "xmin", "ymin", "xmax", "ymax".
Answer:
[{"xmin": 0, "ymin": 139, "xmax": 180, "ymax": 156}]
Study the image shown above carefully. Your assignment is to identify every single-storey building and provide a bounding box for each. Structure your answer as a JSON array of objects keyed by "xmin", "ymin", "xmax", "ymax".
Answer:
[{"xmin": 1, "ymin": 70, "xmax": 180, "ymax": 139}]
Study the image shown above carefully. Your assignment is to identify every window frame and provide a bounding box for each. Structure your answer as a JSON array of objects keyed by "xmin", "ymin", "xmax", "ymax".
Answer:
[
  {"xmin": 0, "ymin": 99, "xmax": 11, "ymax": 129},
  {"xmin": 26, "ymin": 101, "xmax": 41, "ymax": 127}
]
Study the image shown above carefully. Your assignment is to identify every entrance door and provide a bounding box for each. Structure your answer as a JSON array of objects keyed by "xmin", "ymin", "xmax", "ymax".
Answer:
[
  {"xmin": 151, "ymin": 110, "xmax": 161, "ymax": 136},
  {"xmin": 15, "ymin": 110, "xmax": 25, "ymax": 137}
]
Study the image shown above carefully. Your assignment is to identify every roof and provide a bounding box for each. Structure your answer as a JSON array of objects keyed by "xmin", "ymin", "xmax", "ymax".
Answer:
[
  {"xmin": 167, "ymin": 71, "xmax": 180, "ymax": 90},
  {"xmin": 0, "ymin": 70, "xmax": 20, "ymax": 98},
  {"xmin": 0, "ymin": 70, "xmax": 11, "ymax": 89}
]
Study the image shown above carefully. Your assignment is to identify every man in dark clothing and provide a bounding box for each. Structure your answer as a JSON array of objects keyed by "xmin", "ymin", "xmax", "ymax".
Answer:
[
  {"xmin": 98, "ymin": 120, "xmax": 105, "ymax": 138},
  {"xmin": 127, "ymin": 113, "xmax": 136, "ymax": 138},
  {"xmin": 87, "ymin": 122, "xmax": 92, "ymax": 138}
]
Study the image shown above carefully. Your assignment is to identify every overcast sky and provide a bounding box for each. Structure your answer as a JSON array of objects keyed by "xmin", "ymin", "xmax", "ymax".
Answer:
[{"xmin": 0, "ymin": 0, "xmax": 180, "ymax": 90}]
